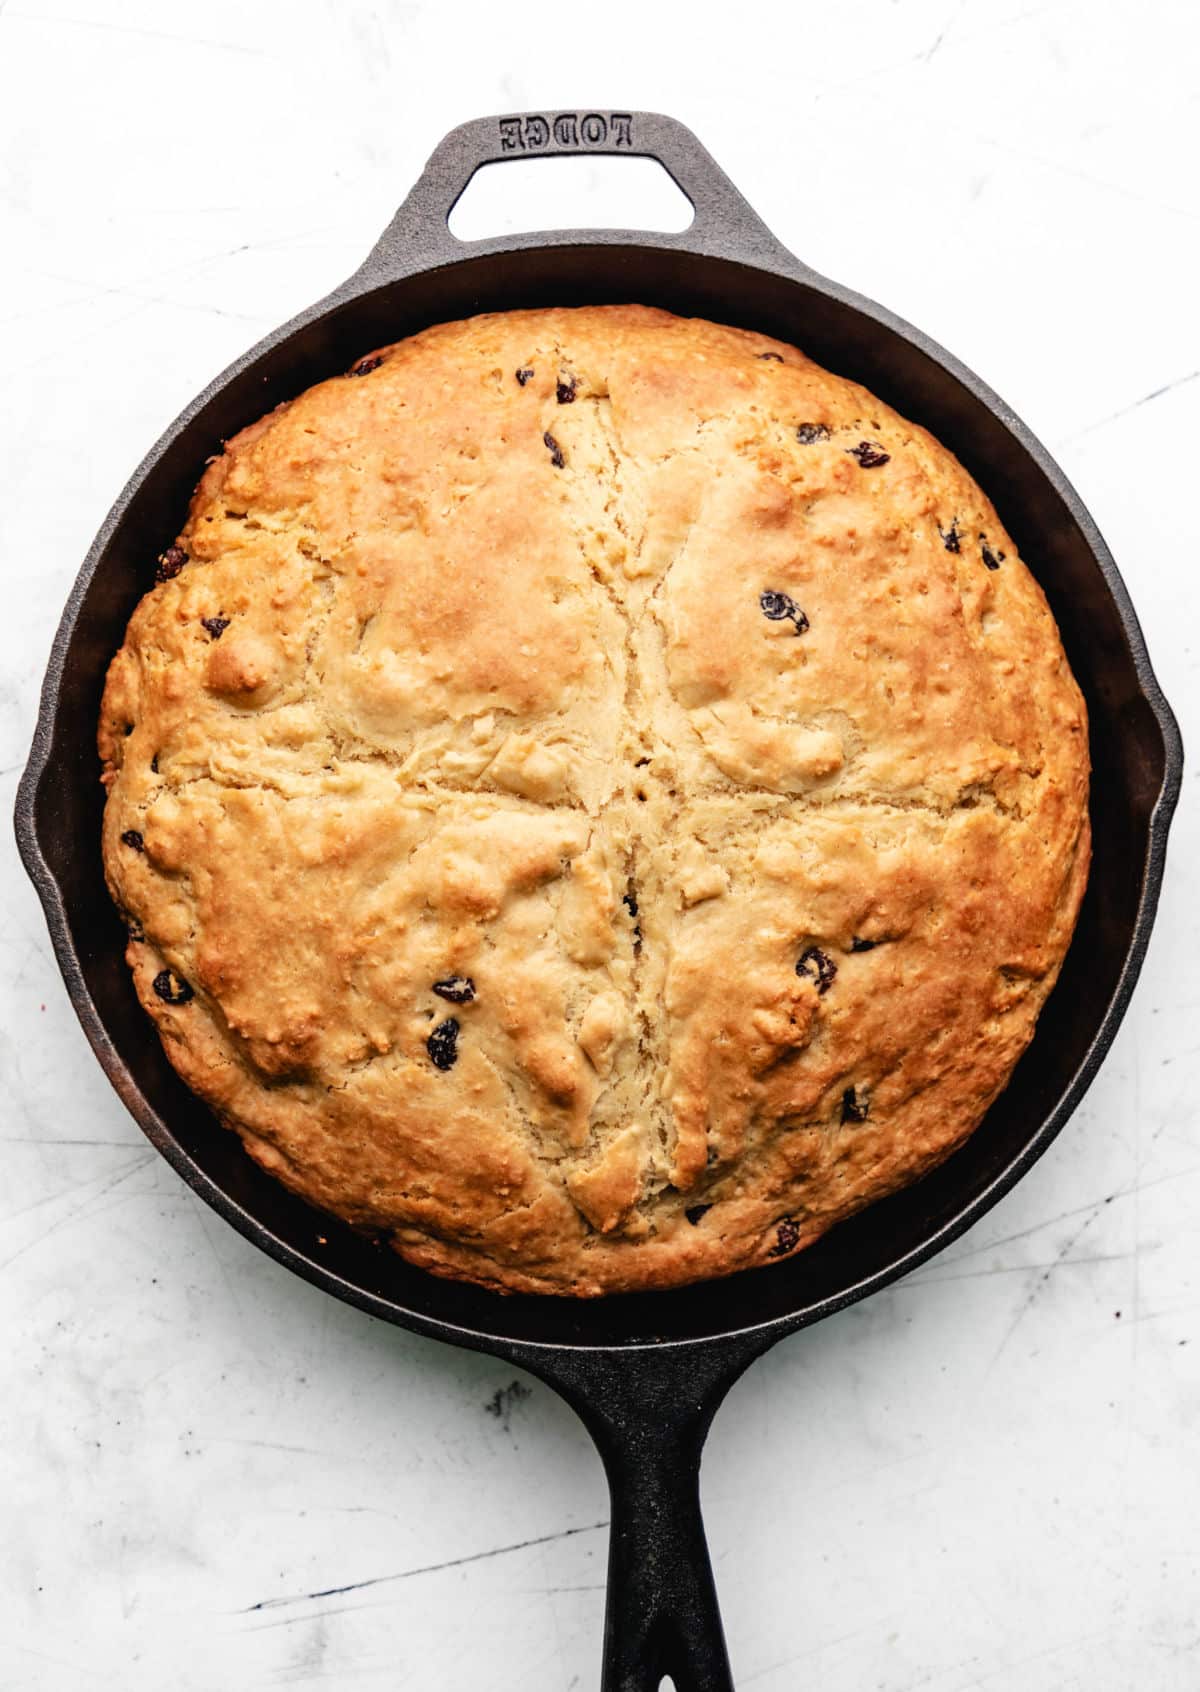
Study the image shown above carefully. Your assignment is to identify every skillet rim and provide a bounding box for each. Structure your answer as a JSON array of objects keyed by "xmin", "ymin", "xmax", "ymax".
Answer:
[{"xmin": 14, "ymin": 228, "xmax": 1184, "ymax": 1361}]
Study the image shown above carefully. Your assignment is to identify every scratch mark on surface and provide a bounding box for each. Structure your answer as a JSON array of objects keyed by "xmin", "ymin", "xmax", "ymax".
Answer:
[
  {"xmin": 5, "ymin": 230, "xmax": 330, "ymax": 372},
  {"xmin": 908, "ymin": 1161, "xmax": 1200, "ymax": 1281},
  {"xmin": 1066, "ymin": 368, "xmax": 1200, "ymax": 444},
  {"xmin": 922, "ymin": 0, "xmax": 966, "ymax": 63},
  {"xmin": 972, "ymin": 1624, "xmax": 1115, "ymax": 1683},
  {"xmin": 0, "ymin": 1136, "xmax": 139, "ymax": 1147},
  {"xmin": 898, "ymin": 1249, "xmax": 1135, "ymax": 1288},
  {"xmin": 969, "ymin": 171, "xmax": 993, "ymax": 202},
  {"xmin": 985, "ymin": 1200, "xmax": 1112, "ymax": 1366},
  {"xmin": 23, "ymin": 222, "xmax": 335, "ymax": 310},
  {"xmin": 92, "ymin": 291, "xmax": 266, "ymax": 323},
  {"xmin": 212, "ymin": 1437, "xmax": 340, "ymax": 1460},
  {"xmin": 837, "ymin": 3, "xmax": 1050, "ymax": 85},
  {"xmin": 740, "ymin": 1624, "xmax": 876, "ymax": 1684},
  {"xmin": 908, "ymin": 1190, "xmax": 1118, "ymax": 1275},
  {"xmin": 241, "ymin": 1519, "xmax": 609, "ymax": 1615},
  {"xmin": 976, "ymin": 127, "xmax": 1200, "ymax": 224},
  {"xmin": 194, "ymin": 1204, "xmax": 247, "ymax": 1319},
  {"xmin": 1, "ymin": 1153, "xmax": 154, "ymax": 1251}
]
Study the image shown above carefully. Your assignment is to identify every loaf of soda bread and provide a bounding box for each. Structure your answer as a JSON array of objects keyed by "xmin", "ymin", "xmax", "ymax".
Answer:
[{"xmin": 98, "ymin": 305, "xmax": 1090, "ymax": 1295}]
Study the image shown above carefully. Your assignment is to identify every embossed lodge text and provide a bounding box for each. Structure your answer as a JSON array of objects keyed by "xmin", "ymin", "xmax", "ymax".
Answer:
[{"xmin": 498, "ymin": 112, "xmax": 633, "ymax": 151}]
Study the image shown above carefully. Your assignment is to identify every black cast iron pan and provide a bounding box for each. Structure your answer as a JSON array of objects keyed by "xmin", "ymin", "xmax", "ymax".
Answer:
[{"xmin": 15, "ymin": 112, "xmax": 1184, "ymax": 1690}]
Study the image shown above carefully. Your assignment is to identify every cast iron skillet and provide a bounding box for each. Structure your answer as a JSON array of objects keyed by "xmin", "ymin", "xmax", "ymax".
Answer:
[{"xmin": 15, "ymin": 112, "xmax": 1183, "ymax": 1690}]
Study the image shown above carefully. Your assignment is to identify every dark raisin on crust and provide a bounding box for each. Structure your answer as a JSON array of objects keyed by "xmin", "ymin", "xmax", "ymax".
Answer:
[
  {"xmin": 980, "ymin": 534, "xmax": 1005, "ymax": 570},
  {"xmin": 152, "ymin": 969, "xmax": 193, "ymax": 1005},
  {"xmin": 769, "ymin": 1217, "xmax": 802, "ymax": 1257},
  {"xmin": 757, "ymin": 351, "xmax": 784, "ymax": 362},
  {"xmin": 556, "ymin": 374, "xmax": 577, "ymax": 403},
  {"xmin": 155, "ymin": 545, "xmax": 188, "ymax": 583},
  {"xmin": 847, "ymin": 440, "xmax": 890, "ymax": 468},
  {"xmin": 515, "ymin": 366, "xmax": 534, "ymax": 386},
  {"xmin": 622, "ymin": 889, "xmax": 639, "ymax": 919},
  {"xmin": 796, "ymin": 422, "xmax": 830, "ymax": 444},
  {"xmin": 759, "ymin": 589, "xmax": 810, "ymax": 635},
  {"xmin": 796, "ymin": 946, "xmax": 837, "ymax": 994},
  {"xmin": 150, "ymin": 753, "xmax": 159, "ymax": 774},
  {"xmin": 939, "ymin": 520, "xmax": 961, "ymax": 554},
  {"xmin": 685, "ymin": 1204, "xmax": 712, "ymax": 1225},
  {"xmin": 850, "ymin": 936, "xmax": 877, "ymax": 953},
  {"xmin": 348, "ymin": 354, "xmax": 383, "ymax": 377},
  {"xmin": 201, "ymin": 616, "xmax": 230, "ymax": 640},
  {"xmin": 427, "ymin": 1017, "xmax": 460, "ymax": 1070},
  {"xmin": 432, "ymin": 976, "xmax": 476, "ymax": 1004},
  {"xmin": 841, "ymin": 1084, "xmax": 870, "ymax": 1124},
  {"xmin": 120, "ymin": 829, "xmax": 145, "ymax": 852},
  {"xmin": 124, "ymin": 723, "xmax": 135, "ymax": 737},
  {"xmin": 543, "ymin": 431, "xmax": 565, "ymax": 469}
]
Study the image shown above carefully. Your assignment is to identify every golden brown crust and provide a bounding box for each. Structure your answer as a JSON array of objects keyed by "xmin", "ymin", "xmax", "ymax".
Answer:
[{"xmin": 99, "ymin": 305, "xmax": 1090, "ymax": 1296}]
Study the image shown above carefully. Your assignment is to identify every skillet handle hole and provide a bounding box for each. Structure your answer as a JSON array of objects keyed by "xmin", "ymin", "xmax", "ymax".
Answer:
[{"xmin": 447, "ymin": 154, "xmax": 695, "ymax": 241}]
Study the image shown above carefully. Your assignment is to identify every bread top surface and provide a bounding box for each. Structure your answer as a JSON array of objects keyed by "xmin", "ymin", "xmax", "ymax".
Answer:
[{"xmin": 98, "ymin": 304, "xmax": 1090, "ymax": 1295}]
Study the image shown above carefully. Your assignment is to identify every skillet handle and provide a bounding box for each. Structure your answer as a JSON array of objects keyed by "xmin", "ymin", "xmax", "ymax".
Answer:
[
  {"xmin": 354, "ymin": 109, "xmax": 797, "ymax": 281},
  {"xmin": 525, "ymin": 1335, "xmax": 774, "ymax": 1691}
]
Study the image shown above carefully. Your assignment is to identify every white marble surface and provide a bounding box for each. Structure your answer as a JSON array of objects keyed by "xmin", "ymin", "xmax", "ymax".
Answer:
[{"xmin": 2, "ymin": 2, "xmax": 1199, "ymax": 1687}]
